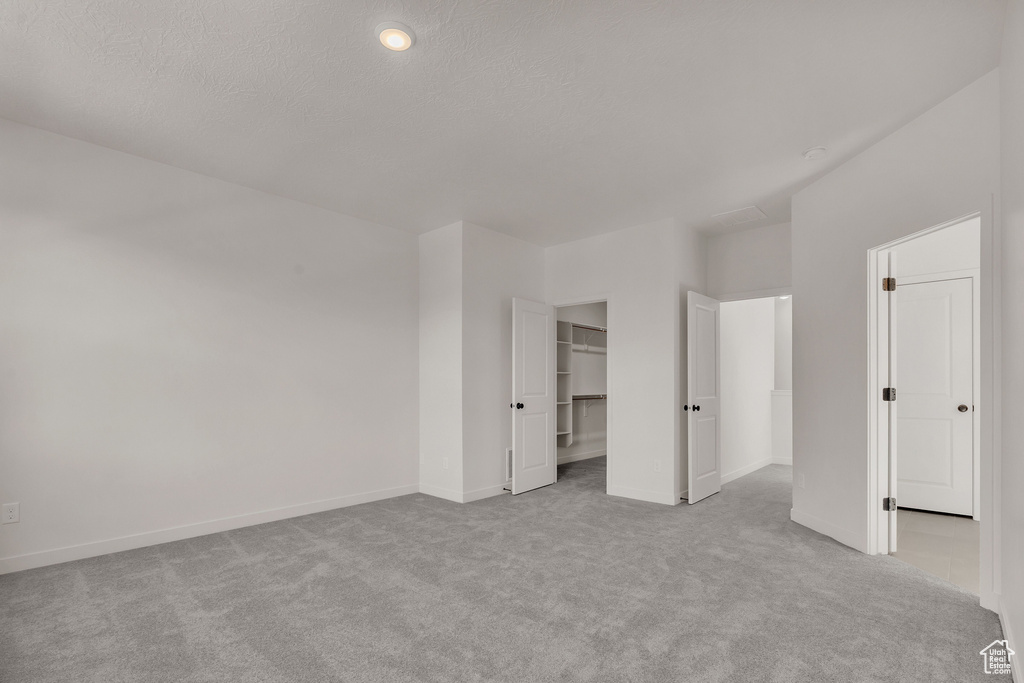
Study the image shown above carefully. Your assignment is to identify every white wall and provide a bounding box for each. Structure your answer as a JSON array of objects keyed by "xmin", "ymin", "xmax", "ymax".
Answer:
[
  {"xmin": 893, "ymin": 216, "xmax": 981, "ymax": 275},
  {"xmin": 547, "ymin": 219, "xmax": 705, "ymax": 504},
  {"xmin": 771, "ymin": 391, "xmax": 793, "ymax": 466},
  {"xmin": 773, "ymin": 297, "xmax": 793, "ymax": 466},
  {"xmin": 556, "ymin": 303, "xmax": 608, "ymax": 463},
  {"xmin": 706, "ymin": 222, "xmax": 792, "ymax": 300},
  {"xmin": 774, "ymin": 297, "xmax": 793, "ymax": 391},
  {"xmin": 0, "ymin": 120, "xmax": 420, "ymax": 573},
  {"xmin": 720, "ymin": 298, "xmax": 776, "ymax": 483},
  {"xmin": 1000, "ymin": 0, "xmax": 1024, "ymax": 672},
  {"xmin": 461, "ymin": 222, "xmax": 545, "ymax": 499},
  {"xmin": 790, "ymin": 71, "xmax": 1000, "ymax": 556},
  {"xmin": 419, "ymin": 224, "xmax": 465, "ymax": 501}
]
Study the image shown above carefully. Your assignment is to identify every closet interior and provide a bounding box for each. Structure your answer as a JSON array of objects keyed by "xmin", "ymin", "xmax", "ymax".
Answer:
[{"xmin": 555, "ymin": 302, "xmax": 608, "ymax": 465}]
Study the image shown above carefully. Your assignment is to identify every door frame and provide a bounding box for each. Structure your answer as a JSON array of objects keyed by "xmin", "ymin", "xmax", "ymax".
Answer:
[
  {"xmin": 551, "ymin": 294, "xmax": 612, "ymax": 494},
  {"xmin": 866, "ymin": 205, "xmax": 1001, "ymax": 611}
]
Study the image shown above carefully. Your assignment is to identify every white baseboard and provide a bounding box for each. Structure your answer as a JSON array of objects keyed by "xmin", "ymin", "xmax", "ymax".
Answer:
[
  {"xmin": 721, "ymin": 458, "xmax": 773, "ymax": 485},
  {"xmin": 607, "ymin": 484, "xmax": 678, "ymax": 506},
  {"xmin": 418, "ymin": 483, "xmax": 464, "ymax": 503},
  {"xmin": 790, "ymin": 507, "xmax": 867, "ymax": 553},
  {"xmin": 772, "ymin": 457, "xmax": 793, "ymax": 466},
  {"xmin": 997, "ymin": 598, "xmax": 1022, "ymax": 682},
  {"xmin": 557, "ymin": 450, "xmax": 606, "ymax": 465},
  {"xmin": 0, "ymin": 483, "xmax": 420, "ymax": 575},
  {"xmin": 462, "ymin": 483, "xmax": 508, "ymax": 503}
]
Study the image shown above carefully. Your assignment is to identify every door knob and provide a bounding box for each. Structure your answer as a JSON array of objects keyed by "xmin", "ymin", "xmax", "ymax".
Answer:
[
  {"xmin": 516, "ymin": 402, "xmax": 524, "ymax": 410},
  {"xmin": 683, "ymin": 405, "xmax": 689, "ymax": 411},
  {"xmin": 693, "ymin": 405, "xmax": 701, "ymax": 412},
  {"xmin": 958, "ymin": 404, "xmax": 969, "ymax": 413}
]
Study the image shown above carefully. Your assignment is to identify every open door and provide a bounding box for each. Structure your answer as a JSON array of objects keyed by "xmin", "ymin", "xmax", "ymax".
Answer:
[
  {"xmin": 511, "ymin": 298, "xmax": 557, "ymax": 494},
  {"xmin": 686, "ymin": 291, "xmax": 722, "ymax": 504}
]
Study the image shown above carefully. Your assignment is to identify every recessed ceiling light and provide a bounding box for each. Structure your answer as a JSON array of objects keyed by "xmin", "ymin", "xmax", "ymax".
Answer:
[
  {"xmin": 802, "ymin": 146, "xmax": 827, "ymax": 161},
  {"xmin": 376, "ymin": 22, "xmax": 415, "ymax": 51}
]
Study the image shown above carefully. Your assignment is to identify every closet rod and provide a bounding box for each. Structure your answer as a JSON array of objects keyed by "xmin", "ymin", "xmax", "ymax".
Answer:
[
  {"xmin": 570, "ymin": 323, "xmax": 607, "ymax": 333},
  {"xmin": 572, "ymin": 394, "xmax": 608, "ymax": 400}
]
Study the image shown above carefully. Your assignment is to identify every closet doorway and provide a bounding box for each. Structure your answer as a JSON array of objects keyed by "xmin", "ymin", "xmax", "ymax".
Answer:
[{"xmin": 555, "ymin": 302, "xmax": 608, "ymax": 484}]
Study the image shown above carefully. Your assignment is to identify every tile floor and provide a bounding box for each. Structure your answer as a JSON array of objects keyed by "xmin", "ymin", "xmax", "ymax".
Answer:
[{"xmin": 893, "ymin": 508, "xmax": 980, "ymax": 593}]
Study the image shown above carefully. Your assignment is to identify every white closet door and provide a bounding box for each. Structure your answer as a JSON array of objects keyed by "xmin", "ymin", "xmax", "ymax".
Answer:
[
  {"xmin": 895, "ymin": 278, "xmax": 973, "ymax": 515},
  {"xmin": 511, "ymin": 298, "xmax": 557, "ymax": 494},
  {"xmin": 687, "ymin": 292, "xmax": 722, "ymax": 504}
]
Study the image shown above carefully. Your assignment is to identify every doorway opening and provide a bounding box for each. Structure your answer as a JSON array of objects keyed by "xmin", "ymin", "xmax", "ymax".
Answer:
[
  {"xmin": 554, "ymin": 302, "xmax": 608, "ymax": 488},
  {"xmin": 718, "ymin": 295, "xmax": 793, "ymax": 487},
  {"xmin": 868, "ymin": 212, "xmax": 990, "ymax": 597}
]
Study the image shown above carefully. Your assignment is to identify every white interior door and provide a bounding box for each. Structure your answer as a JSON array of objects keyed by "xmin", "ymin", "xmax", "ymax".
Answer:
[
  {"xmin": 511, "ymin": 298, "xmax": 557, "ymax": 495},
  {"xmin": 895, "ymin": 278, "xmax": 974, "ymax": 515},
  {"xmin": 687, "ymin": 292, "xmax": 722, "ymax": 504}
]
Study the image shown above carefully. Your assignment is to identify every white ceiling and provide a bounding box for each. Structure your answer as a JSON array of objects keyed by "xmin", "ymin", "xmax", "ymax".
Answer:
[{"xmin": 0, "ymin": 1, "xmax": 1006, "ymax": 245}]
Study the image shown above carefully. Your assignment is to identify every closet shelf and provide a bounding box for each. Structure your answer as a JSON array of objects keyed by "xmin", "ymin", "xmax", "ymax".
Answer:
[
  {"xmin": 573, "ymin": 394, "xmax": 608, "ymax": 400},
  {"xmin": 570, "ymin": 323, "xmax": 607, "ymax": 333},
  {"xmin": 557, "ymin": 401, "xmax": 571, "ymax": 405},
  {"xmin": 556, "ymin": 430, "xmax": 572, "ymax": 436}
]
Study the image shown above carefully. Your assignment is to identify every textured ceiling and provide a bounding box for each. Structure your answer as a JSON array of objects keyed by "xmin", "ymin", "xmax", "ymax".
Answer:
[{"xmin": 0, "ymin": 0, "xmax": 1007, "ymax": 245}]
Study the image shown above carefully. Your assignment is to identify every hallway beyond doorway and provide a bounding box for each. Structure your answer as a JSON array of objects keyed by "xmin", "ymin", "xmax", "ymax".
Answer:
[{"xmin": 894, "ymin": 509, "xmax": 980, "ymax": 593}]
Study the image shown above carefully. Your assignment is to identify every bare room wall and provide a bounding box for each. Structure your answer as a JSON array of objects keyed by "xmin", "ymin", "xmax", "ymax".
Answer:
[
  {"xmin": 999, "ymin": 0, "xmax": 1024, "ymax": 669},
  {"xmin": 0, "ymin": 120, "xmax": 420, "ymax": 573},
  {"xmin": 706, "ymin": 222, "xmax": 792, "ymax": 300},
  {"xmin": 419, "ymin": 223, "xmax": 465, "ymax": 501}
]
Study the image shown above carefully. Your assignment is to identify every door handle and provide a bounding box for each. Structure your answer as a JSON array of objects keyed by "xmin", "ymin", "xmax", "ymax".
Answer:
[
  {"xmin": 958, "ymin": 404, "xmax": 969, "ymax": 413},
  {"xmin": 509, "ymin": 402, "xmax": 524, "ymax": 409},
  {"xmin": 693, "ymin": 405, "xmax": 701, "ymax": 412},
  {"xmin": 683, "ymin": 405, "xmax": 689, "ymax": 411}
]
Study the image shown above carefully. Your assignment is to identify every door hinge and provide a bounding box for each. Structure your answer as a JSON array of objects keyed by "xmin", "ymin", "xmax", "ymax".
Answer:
[
  {"xmin": 882, "ymin": 277, "xmax": 896, "ymax": 291},
  {"xmin": 883, "ymin": 497, "xmax": 897, "ymax": 511},
  {"xmin": 882, "ymin": 387, "xmax": 896, "ymax": 402}
]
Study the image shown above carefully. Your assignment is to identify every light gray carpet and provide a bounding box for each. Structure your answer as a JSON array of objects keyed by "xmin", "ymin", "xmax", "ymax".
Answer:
[{"xmin": 0, "ymin": 460, "xmax": 1002, "ymax": 682}]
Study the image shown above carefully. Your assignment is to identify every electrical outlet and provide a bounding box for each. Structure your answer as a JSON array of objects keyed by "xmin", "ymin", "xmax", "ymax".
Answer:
[
  {"xmin": 796, "ymin": 473, "xmax": 805, "ymax": 489},
  {"xmin": 442, "ymin": 457, "xmax": 449, "ymax": 470},
  {"xmin": 2, "ymin": 503, "xmax": 20, "ymax": 524}
]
